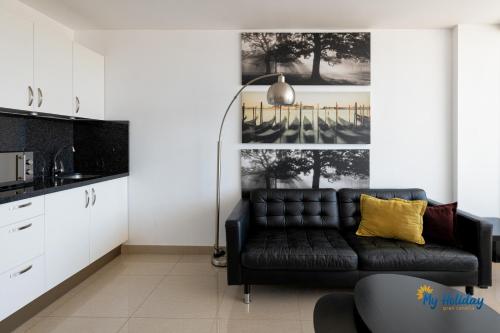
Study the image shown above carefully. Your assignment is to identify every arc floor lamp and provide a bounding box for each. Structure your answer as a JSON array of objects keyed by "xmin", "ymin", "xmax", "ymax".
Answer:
[{"xmin": 212, "ymin": 73, "xmax": 296, "ymax": 267}]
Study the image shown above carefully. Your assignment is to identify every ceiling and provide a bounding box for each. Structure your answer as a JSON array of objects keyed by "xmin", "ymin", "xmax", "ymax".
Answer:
[{"xmin": 19, "ymin": 0, "xmax": 500, "ymax": 30}]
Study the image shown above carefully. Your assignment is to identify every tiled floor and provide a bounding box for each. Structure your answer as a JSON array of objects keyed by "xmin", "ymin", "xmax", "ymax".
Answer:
[{"xmin": 13, "ymin": 255, "xmax": 500, "ymax": 333}]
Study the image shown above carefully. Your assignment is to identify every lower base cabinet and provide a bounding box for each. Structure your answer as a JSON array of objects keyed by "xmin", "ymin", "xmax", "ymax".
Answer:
[
  {"xmin": 0, "ymin": 215, "xmax": 44, "ymax": 275},
  {"xmin": 45, "ymin": 177, "xmax": 128, "ymax": 290},
  {"xmin": 0, "ymin": 177, "xmax": 128, "ymax": 320},
  {"xmin": 0, "ymin": 256, "xmax": 45, "ymax": 319},
  {"xmin": 90, "ymin": 177, "xmax": 128, "ymax": 262},
  {"xmin": 45, "ymin": 187, "xmax": 91, "ymax": 290}
]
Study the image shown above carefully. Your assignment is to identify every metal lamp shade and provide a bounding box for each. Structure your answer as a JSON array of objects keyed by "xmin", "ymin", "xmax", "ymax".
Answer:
[{"xmin": 267, "ymin": 75, "xmax": 295, "ymax": 106}]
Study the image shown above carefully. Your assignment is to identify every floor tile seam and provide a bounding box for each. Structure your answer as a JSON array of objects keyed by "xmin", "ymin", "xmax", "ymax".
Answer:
[
  {"xmin": 165, "ymin": 256, "xmax": 188, "ymax": 275},
  {"xmin": 127, "ymin": 274, "xmax": 170, "ymax": 318},
  {"xmin": 35, "ymin": 281, "xmax": 95, "ymax": 317},
  {"xmin": 114, "ymin": 317, "xmax": 130, "ymax": 333},
  {"xmin": 40, "ymin": 314, "xmax": 130, "ymax": 318},
  {"xmin": 112, "ymin": 273, "xmax": 169, "ymax": 277},
  {"xmin": 168, "ymin": 255, "xmax": 211, "ymax": 273},
  {"xmin": 129, "ymin": 315, "xmax": 219, "ymax": 319},
  {"xmin": 215, "ymin": 318, "xmax": 304, "ymax": 322}
]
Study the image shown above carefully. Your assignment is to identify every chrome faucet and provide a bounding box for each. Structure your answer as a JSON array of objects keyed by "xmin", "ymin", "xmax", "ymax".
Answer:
[{"xmin": 53, "ymin": 145, "xmax": 75, "ymax": 176}]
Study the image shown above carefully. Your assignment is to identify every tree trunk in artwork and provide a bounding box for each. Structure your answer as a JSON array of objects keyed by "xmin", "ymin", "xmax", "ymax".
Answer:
[
  {"xmin": 311, "ymin": 150, "xmax": 321, "ymax": 189},
  {"xmin": 310, "ymin": 35, "xmax": 322, "ymax": 81},
  {"xmin": 265, "ymin": 55, "xmax": 272, "ymax": 74},
  {"xmin": 265, "ymin": 173, "xmax": 272, "ymax": 188}
]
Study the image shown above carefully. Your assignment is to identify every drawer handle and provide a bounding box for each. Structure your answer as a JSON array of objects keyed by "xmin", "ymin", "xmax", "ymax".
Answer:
[
  {"xmin": 10, "ymin": 265, "xmax": 33, "ymax": 278},
  {"xmin": 10, "ymin": 202, "xmax": 32, "ymax": 210},
  {"xmin": 10, "ymin": 223, "xmax": 33, "ymax": 233}
]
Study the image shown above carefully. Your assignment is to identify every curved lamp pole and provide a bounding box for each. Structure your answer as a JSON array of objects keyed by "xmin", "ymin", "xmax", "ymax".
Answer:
[{"xmin": 212, "ymin": 73, "xmax": 295, "ymax": 267}]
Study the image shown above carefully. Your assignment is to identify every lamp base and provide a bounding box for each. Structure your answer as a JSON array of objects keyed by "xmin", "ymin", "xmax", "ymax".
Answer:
[{"xmin": 211, "ymin": 249, "xmax": 227, "ymax": 267}]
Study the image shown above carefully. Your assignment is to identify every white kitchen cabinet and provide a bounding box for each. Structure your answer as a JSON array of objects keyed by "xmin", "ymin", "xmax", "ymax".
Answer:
[
  {"xmin": 0, "ymin": 12, "xmax": 34, "ymax": 111},
  {"xmin": 0, "ymin": 196, "xmax": 45, "ymax": 321},
  {"xmin": 45, "ymin": 187, "xmax": 91, "ymax": 289},
  {"xmin": 73, "ymin": 43, "xmax": 105, "ymax": 119},
  {"xmin": 45, "ymin": 177, "xmax": 128, "ymax": 288},
  {"xmin": 0, "ymin": 215, "xmax": 44, "ymax": 275},
  {"xmin": 0, "ymin": 177, "xmax": 128, "ymax": 319},
  {"xmin": 0, "ymin": 12, "xmax": 106, "ymax": 119},
  {"xmin": 34, "ymin": 22, "xmax": 73, "ymax": 116},
  {"xmin": 0, "ymin": 196, "xmax": 44, "ymax": 227},
  {"xmin": 90, "ymin": 178, "xmax": 128, "ymax": 262},
  {"xmin": 0, "ymin": 256, "xmax": 45, "ymax": 320}
]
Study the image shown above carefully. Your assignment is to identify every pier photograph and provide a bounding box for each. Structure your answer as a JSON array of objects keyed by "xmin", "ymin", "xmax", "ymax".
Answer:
[
  {"xmin": 241, "ymin": 32, "xmax": 370, "ymax": 85},
  {"xmin": 241, "ymin": 91, "xmax": 370, "ymax": 144},
  {"xmin": 241, "ymin": 149, "xmax": 370, "ymax": 192}
]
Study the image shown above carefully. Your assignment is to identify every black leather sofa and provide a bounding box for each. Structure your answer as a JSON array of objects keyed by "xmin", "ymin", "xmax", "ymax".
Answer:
[{"xmin": 225, "ymin": 189, "xmax": 492, "ymax": 303}]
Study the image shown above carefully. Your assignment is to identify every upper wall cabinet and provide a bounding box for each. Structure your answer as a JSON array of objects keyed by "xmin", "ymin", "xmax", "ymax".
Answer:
[
  {"xmin": 34, "ymin": 23, "xmax": 73, "ymax": 116},
  {"xmin": 0, "ymin": 13, "xmax": 34, "ymax": 112},
  {"xmin": 0, "ymin": 12, "xmax": 105, "ymax": 119},
  {"xmin": 73, "ymin": 43, "xmax": 105, "ymax": 120}
]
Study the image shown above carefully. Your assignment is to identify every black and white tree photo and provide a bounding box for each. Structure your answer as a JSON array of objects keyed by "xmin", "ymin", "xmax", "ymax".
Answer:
[
  {"xmin": 241, "ymin": 32, "xmax": 370, "ymax": 85},
  {"xmin": 241, "ymin": 149, "xmax": 369, "ymax": 192}
]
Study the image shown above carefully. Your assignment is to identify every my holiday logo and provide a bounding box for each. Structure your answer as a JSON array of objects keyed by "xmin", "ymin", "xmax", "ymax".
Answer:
[{"xmin": 416, "ymin": 284, "xmax": 484, "ymax": 311}]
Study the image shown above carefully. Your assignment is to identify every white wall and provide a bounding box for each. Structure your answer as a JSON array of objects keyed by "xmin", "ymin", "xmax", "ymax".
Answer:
[
  {"xmin": 75, "ymin": 29, "xmax": 454, "ymax": 246},
  {"xmin": 370, "ymin": 30, "xmax": 452, "ymax": 200},
  {"xmin": 454, "ymin": 25, "xmax": 500, "ymax": 217}
]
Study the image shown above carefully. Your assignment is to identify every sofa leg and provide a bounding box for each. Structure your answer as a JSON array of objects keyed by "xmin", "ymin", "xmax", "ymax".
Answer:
[
  {"xmin": 244, "ymin": 284, "xmax": 251, "ymax": 304},
  {"xmin": 465, "ymin": 286, "xmax": 474, "ymax": 295}
]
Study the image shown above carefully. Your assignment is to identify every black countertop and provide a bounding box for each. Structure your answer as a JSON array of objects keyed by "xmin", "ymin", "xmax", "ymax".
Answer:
[{"xmin": 0, "ymin": 173, "xmax": 129, "ymax": 205}]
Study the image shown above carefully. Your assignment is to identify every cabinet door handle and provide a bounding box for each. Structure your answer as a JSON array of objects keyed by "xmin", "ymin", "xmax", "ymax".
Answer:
[
  {"xmin": 75, "ymin": 96, "xmax": 80, "ymax": 114},
  {"xmin": 28, "ymin": 86, "xmax": 34, "ymax": 106},
  {"xmin": 10, "ymin": 223, "xmax": 32, "ymax": 233},
  {"xmin": 37, "ymin": 88, "xmax": 43, "ymax": 107},
  {"xmin": 91, "ymin": 188, "xmax": 96, "ymax": 206},
  {"xmin": 85, "ymin": 190, "xmax": 90, "ymax": 208},
  {"xmin": 10, "ymin": 202, "xmax": 32, "ymax": 211},
  {"xmin": 10, "ymin": 265, "xmax": 33, "ymax": 278}
]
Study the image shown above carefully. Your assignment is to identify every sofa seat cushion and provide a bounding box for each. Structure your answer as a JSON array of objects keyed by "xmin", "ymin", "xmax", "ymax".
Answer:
[
  {"xmin": 344, "ymin": 233, "xmax": 478, "ymax": 272},
  {"xmin": 241, "ymin": 228, "xmax": 358, "ymax": 271}
]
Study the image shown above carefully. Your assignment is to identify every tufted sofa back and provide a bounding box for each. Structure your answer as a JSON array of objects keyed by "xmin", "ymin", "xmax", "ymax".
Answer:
[
  {"xmin": 250, "ymin": 189, "xmax": 339, "ymax": 229},
  {"xmin": 337, "ymin": 188, "xmax": 427, "ymax": 231}
]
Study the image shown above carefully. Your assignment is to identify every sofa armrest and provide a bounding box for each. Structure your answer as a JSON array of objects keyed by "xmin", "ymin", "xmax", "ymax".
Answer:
[
  {"xmin": 428, "ymin": 198, "xmax": 493, "ymax": 287},
  {"xmin": 225, "ymin": 199, "xmax": 251, "ymax": 285},
  {"xmin": 455, "ymin": 210, "xmax": 493, "ymax": 287}
]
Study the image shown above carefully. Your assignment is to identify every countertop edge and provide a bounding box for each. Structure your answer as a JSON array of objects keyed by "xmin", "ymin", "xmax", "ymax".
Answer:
[{"xmin": 0, "ymin": 173, "xmax": 129, "ymax": 205}]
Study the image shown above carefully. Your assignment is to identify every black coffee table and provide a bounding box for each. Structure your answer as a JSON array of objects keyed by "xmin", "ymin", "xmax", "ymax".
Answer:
[
  {"xmin": 313, "ymin": 292, "xmax": 359, "ymax": 333},
  {"xmin": 314, "ymin": 274, "xmax": 499, "ymax": 333}
]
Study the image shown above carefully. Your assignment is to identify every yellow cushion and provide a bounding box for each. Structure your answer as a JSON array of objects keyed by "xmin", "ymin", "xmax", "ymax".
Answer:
[{"xmin": 355, "ymin": 194, "xmax": 427, "ymax": 245}]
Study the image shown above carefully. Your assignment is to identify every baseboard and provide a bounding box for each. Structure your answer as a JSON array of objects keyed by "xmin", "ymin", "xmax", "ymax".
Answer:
[
  {"xmin": 121, "ymin": 244, "xmax": 214, "ymax": 255},
  {"xmin": 0, "ymin": 246, "xmax": 121, "ymax": 333}
]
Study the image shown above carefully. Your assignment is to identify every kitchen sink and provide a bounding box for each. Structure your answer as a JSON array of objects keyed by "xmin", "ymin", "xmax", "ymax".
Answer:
[{"xmin": 55, "ymin": 173, "xmax": 100, "ymax": 180}]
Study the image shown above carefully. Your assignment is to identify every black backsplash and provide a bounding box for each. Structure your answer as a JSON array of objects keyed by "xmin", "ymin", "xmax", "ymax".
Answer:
[
  {"xmin": 0, "ymin": 113, "xmax": 129, "ymax": 178},
  {"xmin": 74, "ymin": 121, "xmax": 129, "ymax": 175}
]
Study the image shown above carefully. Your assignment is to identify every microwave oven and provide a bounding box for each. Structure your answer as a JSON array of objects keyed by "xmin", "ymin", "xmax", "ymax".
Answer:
[{"xmin": 0, "ymin": 152, "xmax": 34, "ymax": 188}]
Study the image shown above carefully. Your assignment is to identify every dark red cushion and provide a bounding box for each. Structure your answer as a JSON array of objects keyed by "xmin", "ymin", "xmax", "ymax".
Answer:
[{"xmin": 423, "ymin": 202, "xmax": 457, "ymax": 245}]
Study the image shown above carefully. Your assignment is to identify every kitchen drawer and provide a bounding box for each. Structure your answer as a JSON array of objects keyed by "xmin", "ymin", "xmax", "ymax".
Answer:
[
  {"xmin": 0, "ymin": 196, "xmax": 44, "ymax": 228},
  {"xmin": 0, "ymin": 255, "xmax": 45, "ymax": 320},
  {"xmin": 0, "ymin": 215, "xmax": 44, "ymax": 274}
]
